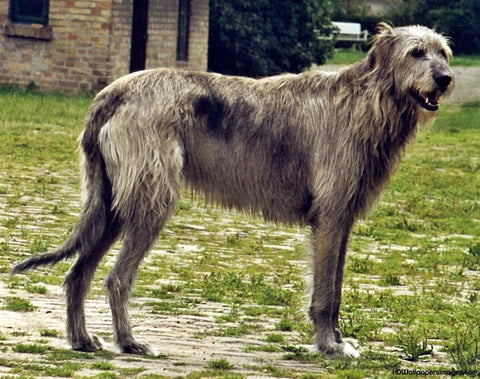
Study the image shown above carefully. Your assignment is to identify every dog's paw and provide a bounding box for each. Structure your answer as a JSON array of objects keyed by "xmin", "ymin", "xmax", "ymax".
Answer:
[
  {"xmin": 316, "ymin": 339, "xmax": 360, "ymax": 359},
  {"xmin": 119, "ymin": 340, "xmax": 154, "ymax": 356},
  {"xmin": 71, "ymin": 334, "xmax": 104, "ymax": 352}
]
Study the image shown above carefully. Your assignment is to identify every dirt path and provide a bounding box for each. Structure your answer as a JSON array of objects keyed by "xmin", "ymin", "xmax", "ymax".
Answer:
[{"xmin": 445, "ymin": 67, "xmax": 480, "ymax": 104}]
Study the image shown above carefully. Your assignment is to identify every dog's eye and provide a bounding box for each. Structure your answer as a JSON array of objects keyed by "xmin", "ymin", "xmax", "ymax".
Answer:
[
  {"xmin": 410, "ymin": 48, "xmax": 425, "ymax": 58},
  {"xmin": 439, "ymin": 49, "xmax": 448, "ymax": 60}
]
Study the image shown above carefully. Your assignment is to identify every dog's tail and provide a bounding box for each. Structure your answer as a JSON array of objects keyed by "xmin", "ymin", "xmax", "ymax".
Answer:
[{"xmin": 11, "ymin": 87, "xmax": 125, "ymax": 275}]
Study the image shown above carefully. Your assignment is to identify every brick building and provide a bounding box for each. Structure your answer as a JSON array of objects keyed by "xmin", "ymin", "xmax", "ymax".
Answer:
[{"xmin": 0, "ymin": 0, "xmax": 209, "ymax": 93}]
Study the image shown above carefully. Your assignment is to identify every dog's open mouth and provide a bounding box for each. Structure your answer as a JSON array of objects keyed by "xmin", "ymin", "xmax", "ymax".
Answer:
[{"xmin": 411, "ymin": 91, "xmax": 440, "ymax": 111}]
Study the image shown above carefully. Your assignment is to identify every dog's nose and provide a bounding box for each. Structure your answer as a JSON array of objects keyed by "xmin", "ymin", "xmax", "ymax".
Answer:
[{"xmin": 434, "ymin": 74, "xmax": 452, "ymax": 91}]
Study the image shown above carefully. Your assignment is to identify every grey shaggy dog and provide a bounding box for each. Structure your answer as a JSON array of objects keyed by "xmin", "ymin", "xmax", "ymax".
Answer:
[{"xmin": 12, "ymin": 23, "xmax": 454, "ymax": 358}]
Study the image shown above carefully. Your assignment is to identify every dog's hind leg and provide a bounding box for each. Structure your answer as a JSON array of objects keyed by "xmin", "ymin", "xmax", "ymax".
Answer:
[
  {"xmin": 98, "ymin": 108, "xmax": 184, "ymax": 354},
  {"xmin": 64, "ymin": 219, "xmax": 122, "ymax": 351},
  {"xmin": 104, "ymin": 179, "xmax": 180, "ymax": 355},
  {"xmin": 105, "ymin": 201, "xmax": 177, "ymax": 354}
]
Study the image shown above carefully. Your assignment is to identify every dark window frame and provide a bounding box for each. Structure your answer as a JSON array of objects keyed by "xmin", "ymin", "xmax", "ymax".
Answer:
[
  {"xmin": 10, "ymin": 0, "xmax": 49, "ymax": 25},
  {"xmin": 176, "ymin": 0, "xmax": 190, "ymax": 62}
]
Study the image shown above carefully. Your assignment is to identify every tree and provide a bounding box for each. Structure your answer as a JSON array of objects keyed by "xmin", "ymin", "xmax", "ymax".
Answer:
[
  {"xmin": 208, "ymin": 0, "xmax": 334, "ymax": 77},
  {"xmin": 332, "ymin": 0, "xmax": 370, "ymax": 22},
  {"xmin": 413, "ymin": 0, "xmax": 480, "ymax": 55}
]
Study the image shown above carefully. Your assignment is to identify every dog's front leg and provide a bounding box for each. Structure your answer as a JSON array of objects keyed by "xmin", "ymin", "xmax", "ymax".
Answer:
[{"xmin": 309, "ymin": 223, "xmax": 360, "ymax": 358}]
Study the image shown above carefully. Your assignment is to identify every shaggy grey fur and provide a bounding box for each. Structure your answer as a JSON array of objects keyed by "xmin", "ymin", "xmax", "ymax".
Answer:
[{"xmin": 12, "ymin": 23, "xmax": 454, "ymax": 358}]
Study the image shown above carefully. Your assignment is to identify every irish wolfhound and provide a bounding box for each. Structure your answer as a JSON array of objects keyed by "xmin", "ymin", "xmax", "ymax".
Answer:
[{"xmin": 12, "ymin": 23, "xmax": 453, "ymax": 358}]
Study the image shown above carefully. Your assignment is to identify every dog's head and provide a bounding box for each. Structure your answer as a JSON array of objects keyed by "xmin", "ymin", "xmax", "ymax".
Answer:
[{"xmin": 367, "ymin": 23, "xmax": 454, "ymax": 115}]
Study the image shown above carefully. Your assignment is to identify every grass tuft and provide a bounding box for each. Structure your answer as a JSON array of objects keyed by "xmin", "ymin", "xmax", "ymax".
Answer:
[
  {"xmin": 5, "ymin": 297, "xmax": 36, "ymax": 312},
  {"xmin": 206, "ymin": 358, "xmax": 235, "ymax": 370}
]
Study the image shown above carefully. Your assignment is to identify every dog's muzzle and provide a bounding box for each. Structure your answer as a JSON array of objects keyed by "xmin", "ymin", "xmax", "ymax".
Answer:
[{"xmin": 412, "ymin": 69, "xmax": 453, "ymax": 112}]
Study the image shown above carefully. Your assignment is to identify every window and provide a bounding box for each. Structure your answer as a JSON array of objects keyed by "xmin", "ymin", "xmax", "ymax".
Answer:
[
  {"xmin": 6, "ymin": 0, "xmax": 52, "ymax": 40},
  {"xmin": 176, "ymin": 0, "xmax": 190, "ymax": 61},
  {"xmin": 10, "ymin": 0, "xmax": 49, "ymax": 25}
]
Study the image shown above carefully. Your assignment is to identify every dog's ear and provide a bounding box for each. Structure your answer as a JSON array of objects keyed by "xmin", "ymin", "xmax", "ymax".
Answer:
[
  {"xmin": 376, "ymin": 22, "xmax": 394, "ymax": 35},
  {"xmin": 367, "ymin": 22, "xmax": 395, "ymax": 70}
]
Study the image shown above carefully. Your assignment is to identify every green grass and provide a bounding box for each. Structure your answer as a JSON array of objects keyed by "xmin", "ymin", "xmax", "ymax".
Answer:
[
  {"xmin": 451, "ymin": 55, "xmax": 480, "ymax": 66},
  {"xmin": 13, "ymin": 343, "xmax": 49, "ymax": 354},
  {"xmin": 5, "ymin": 296, "xmax": 36, "ymax": 312},
  {"xmin": 0, "ymin": 88, "xmax": 480, "ymax": 377},
  {"xmin": 206, "ymin": 358, "xmax": 235, "ymax": 370},
  {"xmin": 325, "ymin": 49, "xmax": 367, "ymax": 65},
  {"xmin": 40, "ymin": 328, "xmax": 61, "ymax": 338}
]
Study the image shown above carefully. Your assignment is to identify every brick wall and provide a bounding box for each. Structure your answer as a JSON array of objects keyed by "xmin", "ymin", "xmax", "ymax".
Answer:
[
  {"xmin": 188, "ymin": 0, "xmax": 209, "ymax": 71},
  {"xmin": 141, "ymin": 0, "xmax": 209, "ymax": 72},
  {"xmin": 0, "ymin": 0, "xmax": 113, "ymax": 93},
  {"xmin": 0, "ymin": 0, "xmax": 209, "ymax": 94},
  {"xmin": 109, "ymin": 0, "xmax": 132, "ymax": 80}
]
